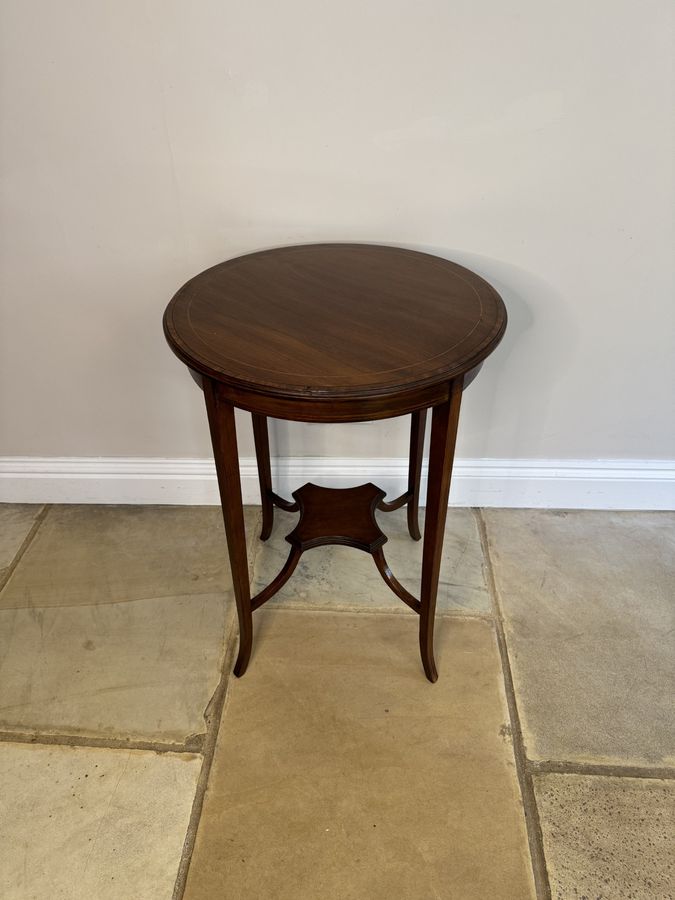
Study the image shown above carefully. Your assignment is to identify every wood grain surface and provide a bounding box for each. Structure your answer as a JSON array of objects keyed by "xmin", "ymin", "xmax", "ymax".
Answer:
[{"xmin": 164, "ymin": 243, "xmax": 506, "ymax": 401}]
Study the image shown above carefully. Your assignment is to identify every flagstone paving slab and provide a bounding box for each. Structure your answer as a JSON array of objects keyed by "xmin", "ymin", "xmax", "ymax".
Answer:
[
  {"xmin": 0, "ymin": 504, "xmax": 250, "ymax": 609},
  {"xmin": 0, "ymin": 505, "xmax": 260, "ymax": 742},
  {"xmin": 534, "ymin": 772, "xmax": 675, "ymax": 899},
  {"xmin": 483, "ymin": 509, "xmax": 675, "ymax": 767},
  {"xmin": 0, "ymin": 592, "xmax": 228, "ymax": 743},
  {"xmin": 252, "ymin": 507, "xmax": 490, "ymax": 615},
  {"xmin": 183, "ymin": 610, "xmax": 534, "ymax": 900},
  {"xmin": 0, "ymin": 741, "xmax": 201, "ymax": 900}
]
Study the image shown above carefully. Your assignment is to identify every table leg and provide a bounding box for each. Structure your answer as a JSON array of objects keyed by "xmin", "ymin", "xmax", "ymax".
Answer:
[
  {"xmin": 252, "ymin": 413, "xmax": 274, "ymax": 541},
  {"xmin": 203, "ymin": 379, "xmax": 253, "ymax": 677},
  {"xmin": 419, "ymin": 379, "xmax": 463, "ymax": 682},
  {"xmin": 407, "ymin": 409, "xmax": 427, "ymax": 541}
]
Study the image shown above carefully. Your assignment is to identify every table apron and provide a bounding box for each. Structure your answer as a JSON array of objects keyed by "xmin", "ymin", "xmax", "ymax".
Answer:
[{"xmin": 190, "ymin": 371, "xmax": 458, "ymax": 422}]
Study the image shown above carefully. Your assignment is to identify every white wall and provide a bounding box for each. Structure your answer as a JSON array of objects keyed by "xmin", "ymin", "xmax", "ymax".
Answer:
[{"xmin": 1, "ymin": 0, "xmax": 674, "ymax": 470}]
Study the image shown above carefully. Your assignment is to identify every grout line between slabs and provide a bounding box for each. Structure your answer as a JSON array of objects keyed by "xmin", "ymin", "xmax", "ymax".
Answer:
[
  {"xmin": 171, "ymin": 508, "xmax": 263, "ymax": 900},
  {"xmin": 252, "ymin": 602, "xmax": 493, "ymax": 620},
  {"xmin": 0, "ymin": 729, "xmax": 203, "ymax": 754},
  {"xmin": 0, "ymin": 504, "xmax": 51, "ymax": 594},
  {"xmin": 528, "ymin": 759, "xmax": 675, "ymax": 781},
  {"xmin": 171, "ymin": 622, "xmax": 238, "ymax": 900},
  {"xmin": 475, "ymin": 508, "xmax": 551, "ymax": 900}
]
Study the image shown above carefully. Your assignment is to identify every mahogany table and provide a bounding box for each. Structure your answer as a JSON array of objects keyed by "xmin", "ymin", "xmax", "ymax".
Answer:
[{"xmin": 163, "ymin": 244, "xmax": 506, "ymax": 682}]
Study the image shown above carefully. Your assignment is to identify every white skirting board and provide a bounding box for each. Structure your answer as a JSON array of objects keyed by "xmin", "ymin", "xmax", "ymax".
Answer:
[{"xmin": 0, "ymin": 457, "xmax": 673, "ymax": 509}]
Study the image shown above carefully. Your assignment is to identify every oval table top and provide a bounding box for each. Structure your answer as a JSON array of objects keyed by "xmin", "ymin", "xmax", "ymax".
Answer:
[{"xmin": 163, "ymin": 243, "xmax": 507, "ymax": 401}]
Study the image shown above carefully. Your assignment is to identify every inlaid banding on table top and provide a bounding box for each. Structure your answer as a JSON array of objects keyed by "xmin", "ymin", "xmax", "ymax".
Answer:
[{"xmin": 164, "ymin": 243, "xmax": 506, "ymax": 398}]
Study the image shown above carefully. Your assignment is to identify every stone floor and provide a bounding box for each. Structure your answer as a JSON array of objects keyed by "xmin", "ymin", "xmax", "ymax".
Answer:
[{"xmin": 0, "ymin": 503, "xmax": 673, "ymax": 899}]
